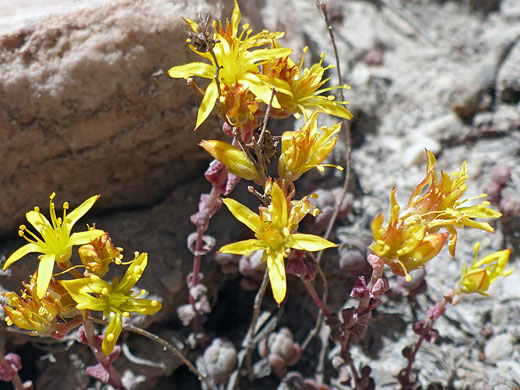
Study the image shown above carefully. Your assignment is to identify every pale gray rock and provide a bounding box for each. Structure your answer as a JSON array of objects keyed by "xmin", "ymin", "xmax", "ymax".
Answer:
[
  {"xmin": 484, "ymin": 333, "xmax": 514, "ymax": 364},
  {"xmin": 497, "ymin": 41, "xmax": 520, "ymax": 104}
]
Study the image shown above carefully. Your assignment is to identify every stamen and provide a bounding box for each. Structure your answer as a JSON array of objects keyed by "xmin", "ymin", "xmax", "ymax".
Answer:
[
  {"xmin": 396, "ymin": 259, "xmax": 411, "ymax": 282},
  {"xmin": 63, "ymin": 202, "xmax": 69, "ymax": 221},
  {"xmin": 298, "ymin": 47, "xmax": 308, "ymax": 69}
]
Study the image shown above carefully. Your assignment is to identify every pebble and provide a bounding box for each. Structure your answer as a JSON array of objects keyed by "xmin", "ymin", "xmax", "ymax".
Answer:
[
  {"xmin": 402, "ymin": 135, "xmax": 440, "ymax": 167},
  {"xmin": 497, "ymin": 41, "xmax": 520, "ymax": 104},
  {"xmin": 412, "ymin": 113, "xmax": 462, "ymax": 140},
  {"xmin": 484, "ymin": 333, "xmax": 514, "ymax": 364}
]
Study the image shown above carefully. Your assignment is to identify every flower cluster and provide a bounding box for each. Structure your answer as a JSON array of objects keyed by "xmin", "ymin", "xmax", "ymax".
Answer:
[
  {"xmin": 169, "ymin": 1, "xmax": 351, "ymax": 305},
  {"xmin": 168, "ymin": 0, "xmax": 352, "ymax": 130},
  {"xmin": 2, "ymin": 194, "xmax": 161, "ymax": 356},
  {"xmin": 370, "ymin": 150, "xmax": 510, "ymax": 291}
]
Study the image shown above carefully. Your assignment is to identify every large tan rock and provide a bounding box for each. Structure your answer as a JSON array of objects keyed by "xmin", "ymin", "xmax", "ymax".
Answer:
[{"xmin": 0, "ymin": 0, "xmax": 228, "ymax": 234}]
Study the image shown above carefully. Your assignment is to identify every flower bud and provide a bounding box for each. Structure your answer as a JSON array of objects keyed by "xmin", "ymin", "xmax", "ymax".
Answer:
[{"xmin": 200, "ymin": 140, "xmax": 260, "ymax": 181}]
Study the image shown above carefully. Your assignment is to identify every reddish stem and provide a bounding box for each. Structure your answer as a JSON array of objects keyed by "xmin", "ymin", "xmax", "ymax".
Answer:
[
  {"xmin": 83, "ymin": 320, "xmax": 125, "ymax": 390},
  {"xmin": 302, "ymin": 279, "xmax": 333, "ymax": 321}
]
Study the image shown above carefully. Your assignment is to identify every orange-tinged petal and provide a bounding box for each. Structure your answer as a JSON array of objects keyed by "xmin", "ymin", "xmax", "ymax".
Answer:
[
  {"xmin": 200, "ymin": 140, "xmax": 260, "ymax": 181},
  {"xmin": 219, "ymin": 239, "xmax": 265, "ymax": 255},
  {"xmin": 36, "ymin": 254, "xmax": 55, "ymax": 299},
  {"xmin": 407, "ymin": 232, "xmax": 448, "ymax": 267}
]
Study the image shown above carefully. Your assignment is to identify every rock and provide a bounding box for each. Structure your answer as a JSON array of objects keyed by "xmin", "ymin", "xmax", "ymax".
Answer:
[
  {"xmin": 497, "ymin": 41, "xmax": 520, "ymax": 103},
  {"xmin": 0, "ymin": 0, "xmax": 229, "ymax": 233},
  {"xmin": 501, "ymin": 0, "xmax": 520, "ymax": 19},
  {"xmin": 412, "ymin": 113, "xmax": 463, "ymax": 141},
  {"xmin": 402, "ymin": 135, "xmax": 440, "ymax": 167},
  {"xmin": 448, "ymin": 63, "xmax": 495, "ymax": 120},
  {"xmin": 484, "ymin": 333, "xmax": 514, "ymax": 364}
]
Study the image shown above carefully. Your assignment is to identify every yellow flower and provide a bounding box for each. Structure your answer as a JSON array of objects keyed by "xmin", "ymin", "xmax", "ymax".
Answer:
[
  {"xmin": 168, "ymin": 0, "xmax": 291, "ymax": 129},
  {"xmin": 458, "ymin": 242, "xmax": 512, "ymax": 296},
  {"xmin": 370, "ymin": 189, "xmax": 448, "ymax": 280},
  {"xmin": 406, "ymin": 150, "xmax": 502, "ymax": 255},
  {"xmin": 60, "ymin": 253, "xmax": 162, "ymax": 356},
  {"xmin": 3, "ymin": 272, "xmax": 78, "ymax": 335},
  {"xmin": 199, "ymin": 139, "xmax": 260, "ymax": 181},
  {"xmin": 3, "ymin": 193, "xmax": 104, "ymax": 298},
  {"xmin": 278, "ymin": 111, "xmax": 342, "ymax": 182},
  {"xmin": 219, "ymin": 181, "xmax": 336, "ymax": 304},
  {"xmin": 267, "ymin": 49, "xmax": 353, "ymax": 120}
]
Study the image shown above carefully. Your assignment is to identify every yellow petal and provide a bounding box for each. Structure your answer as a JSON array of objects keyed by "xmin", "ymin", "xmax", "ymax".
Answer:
[
  {"xmin": 102, "ymin": 312, "xmax": 122, "ymax": 356},
  {"xmin": 195, "ymin": 81, "xmax": 219, "ymax": 129},
  {"xmin": 3, "ymin": 243, "xmax": 41, "ymax": 270},
  {"xmin": 183, "ymin": 17, "xmax": 199, "ymax": 33},
  {"xmin": 199, "ymin": 140, "xmax": 260, "ymax": 181},
  {"xmin": 26, "ymin": 209, "xmax": 52, "ymax": 236},
  {"xmin": 222, "ymin": 198, "xmax": 264, "ymax": 234},
  {"xmin": 231, "ymin": 0, "xmax": 241, "ymax": 34},
  {"xmin": 119, "ymin": 298, "xmax": 162, "ymax": 315},
  {"xmin": 117, "ymin": 253, "xmax": 148, "ymax": 293},
  {"xmin": 168, "ymin": 62, "xmax": 214, "ymax": 80},
  {"xmin": 219, "ymin": 239, "xmax": 265, "ymax": 255},
  {"xmin": 68, "ymin": 229, "xmax": 105, "ymax": 246},
  {"xmin": 289, "ymin": 233, "xmax": 337, "ymax": 251},
  {"xmin": 37, "ymin": 254, "xmax": 55, "ymax": 298},
  {"xmin": 270, "ymin": 182, "xmax": 287, "ymax": 230},
  {"xmin": 267, "ymin": 251, "xmax": 286, "ymax": 304},
  {"xmin": 66, "ymin": 195, "xmax": 100, "ymax": 228},
  {"xmin": 317, "ymin": 101, "xmax": 353, "ymax": 120}
]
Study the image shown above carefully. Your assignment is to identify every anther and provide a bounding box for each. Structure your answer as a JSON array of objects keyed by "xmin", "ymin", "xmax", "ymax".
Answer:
[
  {"xmin": 101, "ymin": 287, "xmax": 109, "ymax": 296},
  {"xmin": 106, "ymin": 333, "xmax": 115, "ymax": 342}
]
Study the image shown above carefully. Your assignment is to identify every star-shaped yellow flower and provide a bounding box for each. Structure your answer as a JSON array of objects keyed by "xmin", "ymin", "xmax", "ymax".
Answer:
[
  {"xmin": 3, "ymin": 272, "xmax": 77, "ymax": 335},
  {"xmin": 3, "ymin": 193, "xmax": 104, "ymax": 298},
  {"xmin": 370, "ymin": 188, "xmax": 448, "ymax": 280},
  {"xmin": 406, "ymin": 150, "xmax": 502, "ymax": 255},
  {"xmin": 278, "ymin": 110, "xmax": 342, "ymax": 182},
  {"xmin": 219, "ymin": 181, "xmax": 336, "ymax": 304},
  {"xmin": 168, "ymin": 0, "xmax": 291, "ymax": 129},
  {"xmin": 264, "ymin": 49, "xmax": 353, "ymax": 120},
  {"xmin": 458, "ymin": 242, "xmax": 512, "ymax": 296},
  {"xmin": 60, "ymin": 253, "xmax": 162, "ymax": 356}
]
